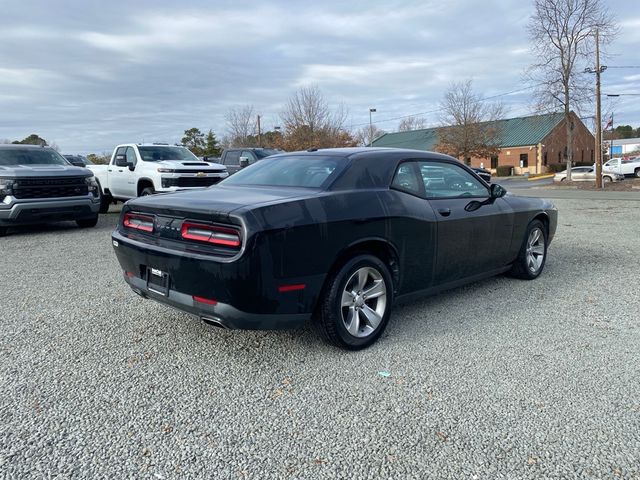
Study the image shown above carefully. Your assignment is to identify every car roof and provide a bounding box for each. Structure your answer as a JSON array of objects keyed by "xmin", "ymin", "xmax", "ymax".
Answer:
[
  {"xmin": 274, "ymin": 147, "xmax": 457, "ymax": 162},
  {"xmin": 0, "ymin": 144, "xmax": 54, "ymax": 150}
]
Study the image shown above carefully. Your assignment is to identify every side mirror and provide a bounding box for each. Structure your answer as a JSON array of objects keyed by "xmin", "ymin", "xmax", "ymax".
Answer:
[
  {"xmin": 490, "ymin": 183, "xmax": 507, "ymax": 198},
  {"xmin": 239, "ymin": 156, "xmax": 250, "ymax": 168},
  {"xmin": 127, "ymin": 163, "xmax": 135, "ymax": 171}
]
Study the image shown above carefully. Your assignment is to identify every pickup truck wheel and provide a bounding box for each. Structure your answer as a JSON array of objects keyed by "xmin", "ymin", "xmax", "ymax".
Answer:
[
  {"xmin": 314, "ymin": 254, "xmax": 393, "ymax": 350},
  {"xmin": 140, "ymin": 187, "xmax": 155, "ymax": 196},
  {"xmin": 0, "ymin": 227, "xmax": 7, "ymax": 237},
  {"xmin": 99, "ymin": 194, "xmax": 112, "ymax": 214},
  {"xmin": 76, "ymin": 215, "xmax": 99, "ymax": 228},
  {"xmin": 508, "ymin": 219, "xmax": 547, "ymax": 280},
  {"xmin": 635, "ymin": 168, "xmax": 640, "ymax": 178}
]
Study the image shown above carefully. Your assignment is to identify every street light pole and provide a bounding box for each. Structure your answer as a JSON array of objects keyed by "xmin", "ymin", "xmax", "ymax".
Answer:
[{"xmin": 369, "ymin": 108, "xmax": 376, "ymax": 146}]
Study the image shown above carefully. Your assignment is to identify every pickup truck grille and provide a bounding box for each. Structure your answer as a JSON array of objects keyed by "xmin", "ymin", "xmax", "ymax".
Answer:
[
  {"xmin": 164, "ymin": 177, "xmax": 223, "ymax": 188},
  {"xmin": 13, "ymin": 177, "xmax": 89, "ymax": 199}
]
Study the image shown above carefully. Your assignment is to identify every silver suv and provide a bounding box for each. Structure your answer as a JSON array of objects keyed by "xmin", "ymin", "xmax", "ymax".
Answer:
[{"xmin": 0, "ymin": 145, "xmax": 101, "ymax": 237}]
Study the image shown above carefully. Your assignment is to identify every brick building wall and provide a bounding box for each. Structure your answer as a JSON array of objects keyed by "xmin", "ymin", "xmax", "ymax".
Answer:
[{"xmin": 467, "ymin": 112, "xmax": 594, "ymax": 174}]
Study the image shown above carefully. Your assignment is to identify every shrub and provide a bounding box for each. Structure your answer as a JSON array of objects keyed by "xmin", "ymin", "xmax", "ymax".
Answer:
[
  {"xmin": 496, "ymin": 165, "xmax": 513, "ymax": 177},
  {"xmin": 548, "ymin": 164, "xmax": 566, "ymax": 173}
]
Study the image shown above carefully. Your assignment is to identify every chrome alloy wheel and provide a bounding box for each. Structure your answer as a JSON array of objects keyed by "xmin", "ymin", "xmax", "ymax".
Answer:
[
  {"xmin": 526, "ymin": 227, "xmax": 545, "ymax": 274},
  {"xmin": 340, "ymin": 267, "xmax": 387, "ymax": 338}
]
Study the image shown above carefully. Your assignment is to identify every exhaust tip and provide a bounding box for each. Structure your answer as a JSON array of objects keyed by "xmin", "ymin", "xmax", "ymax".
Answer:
[{"xmin": 201, "ymin": 316, "xmax": 227, "ymax": 329}]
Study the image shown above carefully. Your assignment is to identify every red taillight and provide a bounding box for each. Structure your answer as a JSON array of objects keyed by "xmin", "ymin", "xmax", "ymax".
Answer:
[
  {"xmin": 123, "ymin": 213, "xmax": 154, "ymax": 233},
  {"xmin": 278, "ymin": 284, "xmax": 306, "ymax": 293},
  {"xmin": 181, "ymin": 222, "xmax": 241, "ymax": 247},
  {"xmin": 193, "ymin": 295, "xmax": 218, "ymax": 305}
]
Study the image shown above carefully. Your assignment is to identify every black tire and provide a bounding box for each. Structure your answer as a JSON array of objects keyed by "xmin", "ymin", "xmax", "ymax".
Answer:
[
  {"xmin": 140, "ymin": 186, "xmax": 155, "ymax": 196},
  {"xmin": 0, "ymin": 227, "xmax": 7, "ymax": 237},
  {"xmin": 314, "ymin": 254, "xmax": 394, "ymax": 350},
  {"xmin": 76, "ymin": 215, "xmax": 99, "ymax": 228},
  {"xmin": 508, "ymin": 219, "xmax": 548, "ymax": 280},
  {"xmin": 99, "ymin": 193, "xmax": 112, "ymax": 214},
  {"xmin": 635, "ymin": 168, "xmax": 640, "ymax": 178}
]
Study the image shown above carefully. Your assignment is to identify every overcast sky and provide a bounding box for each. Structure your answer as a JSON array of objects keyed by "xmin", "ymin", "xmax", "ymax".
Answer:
[{"xmin": 1, "ymin": 0, "xmax": 639, "ymax": 154}]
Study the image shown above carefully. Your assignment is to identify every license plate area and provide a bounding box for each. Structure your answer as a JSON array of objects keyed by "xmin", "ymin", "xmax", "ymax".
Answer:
[{"xmin": 146, "ymin": 267, "xmax": 170, "ymax": 296}]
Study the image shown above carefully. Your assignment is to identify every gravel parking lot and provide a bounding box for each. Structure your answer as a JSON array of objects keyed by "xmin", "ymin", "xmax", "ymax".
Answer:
[{"xmin": 1, "ymin": 199, "xmax": 639, "ymax": 479}]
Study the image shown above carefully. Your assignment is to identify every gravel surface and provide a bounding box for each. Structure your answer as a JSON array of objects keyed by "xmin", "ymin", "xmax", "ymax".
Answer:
[{"xmin": 1, "ymin": 200, "xmax": 639, "ymax": 479}]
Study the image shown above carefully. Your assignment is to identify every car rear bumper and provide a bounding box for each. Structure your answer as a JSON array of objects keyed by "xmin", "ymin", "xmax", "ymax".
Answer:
[
  {"xmin": 123, "ymin": 271, "xmax": 309, "ymax": 330},
  {"xmin": 0, "ymin": 196, "xmax": 100, "ymax": 226}
]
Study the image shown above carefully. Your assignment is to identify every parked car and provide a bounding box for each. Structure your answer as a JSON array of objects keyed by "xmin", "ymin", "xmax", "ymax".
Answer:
[
  {"xmin": 112, "ymin": 147, "xmax": 557, "ymax": 349},
  {"xmin": 554, "ymin": 166, "xmax": 623, "ymax": 183},
  {"xmin": 603, "ymin": 157, "xmax": 640, "ymax": 178},
  {"xmin": 0, "ymin": 145, "xmax": 101, "ymax": 236},
  {"xmin": 219, "ymin": 148, "xmax": 283, "ymax": 174},
  {"xmin": 63, "ymin": 155, "xmax": 93, "ymax": 167},
  {"xmin": 471, "ymin": 167, "xmax": 491, "ymax": 183},
  {"xmin": 88, "ymin": 143, "xmax": 228, "ymax": 213}
]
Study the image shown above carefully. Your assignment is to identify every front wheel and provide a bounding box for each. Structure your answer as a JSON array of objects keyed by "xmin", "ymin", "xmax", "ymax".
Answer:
[
  {"xmin": 0, "ymin": 227, "xmax": 7, "ymax": 237},
  {"xmin": 76, "ymin": 215, "xmax": 99, "ymax": 228},
  {"xmin": 509, "ymin": 219, "xmax": 548, "ymax": 280},
  {"xmin": 314, "ymin": 254, "xmax": 393, "ymax": 350},
  {"xmin": 140, "ymin": 187, "xmax": 155, "ymax": 196},
  {"xmin": 99, "ymin": 193, "xmax": 112, "ymax": 213},
  {"xmin": 603, "ymin": 175, "xmax": 612, "ymax": 183},
  {"xmin": 635, "ymin": 168, "xmax": 640, "ymax": 178}
]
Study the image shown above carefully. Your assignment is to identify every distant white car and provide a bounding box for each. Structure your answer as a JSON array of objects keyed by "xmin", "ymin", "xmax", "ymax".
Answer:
[
  {"xmin": 603, "ymin": 157, "xmax": 640, "ymax": 178},
  {"xmin": 554, "ymin": 166, "xmax": 623, "ymax": 183}
]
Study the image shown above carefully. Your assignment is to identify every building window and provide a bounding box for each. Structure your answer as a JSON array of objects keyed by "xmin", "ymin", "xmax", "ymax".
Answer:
[
  {"xmin": 591, "ymin": 149, "xmax": 594, "ymax": 162},
  {"xmin": 491, "ymin": 156, "xmax": 498, "ymax": 169},
  {"xmin": 543, "ymin": 152, "xmax": 548, "ymax": 166},
  {"xmin": 519, "ymin": 153, "xmax": 528, "ymax": 168},
  {"xmin": 581, "ymin": 150, "xmax": 584, "ymax": 162},
  {"xmin": 558, "ymin": 152, "xmax": 561, "ymax": 163}
]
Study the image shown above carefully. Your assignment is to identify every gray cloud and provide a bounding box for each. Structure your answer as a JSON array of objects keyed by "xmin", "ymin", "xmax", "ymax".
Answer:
[{"xmin": 0, "ymin": 0, "xmax": 638, "ymax": 153}]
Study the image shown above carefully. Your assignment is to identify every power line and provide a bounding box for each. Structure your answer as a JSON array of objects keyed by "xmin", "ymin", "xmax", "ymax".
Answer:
[
  {"xmin": 351, "ymin": 83, "xmax": 546, "ymax": 128},
  {"xmin": 606, "ymin": 65, "xmax": 640, "ymax": 69}
]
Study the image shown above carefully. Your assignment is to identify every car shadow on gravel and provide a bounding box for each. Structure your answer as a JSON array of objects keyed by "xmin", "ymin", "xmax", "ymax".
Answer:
[{"xmin": 2, "ymin": 218, "xmax": 113, "ymax": 238}]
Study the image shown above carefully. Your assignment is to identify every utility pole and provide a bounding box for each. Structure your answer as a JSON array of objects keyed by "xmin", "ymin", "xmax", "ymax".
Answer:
[
  {"xmin": 257, "ymin": 115, "xmax": 262, "ymax": 147},
  {"xmin": 368, "ymin": 108, "xmax": 376, "ymax": 146},
  {"xmin": 585, "ymin": 29, "xmax": 606, "ymax": 188}
]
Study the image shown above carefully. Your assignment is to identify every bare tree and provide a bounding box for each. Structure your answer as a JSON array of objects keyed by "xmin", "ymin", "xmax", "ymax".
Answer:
[
  {"xmin": 527, "ymin": 0, "xmax": 616, "ymax": 179},
  {"xmin": 355, "ymin": 125, "xmax": 386, "ymax": 146},
  {"xmin": 435, "ymin": 80, "xmax": 505, "ymax": 163},
  {"xmin": 397, "ymin": 116, "xmax": 427, "ymax": 132},
  {"xmin": 225, "ymin": 105, "xmax": 257, "ymax": 147},
  {"xmin": 279, "ymin": 86, "xmax": 355, "ymax": 150}
]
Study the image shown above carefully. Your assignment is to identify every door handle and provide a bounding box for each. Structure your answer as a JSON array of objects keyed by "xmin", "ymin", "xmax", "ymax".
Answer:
[
  {"xmin": 107, "ymin": 169, "xmax": 112, "ymax": 172},
  {"xmin": 118, "ymin": 169, "xmax": 123, "ymax": 172},
  {"xmin": 437, "ymin": 208, "xmax": 451, "ymax": 217}
]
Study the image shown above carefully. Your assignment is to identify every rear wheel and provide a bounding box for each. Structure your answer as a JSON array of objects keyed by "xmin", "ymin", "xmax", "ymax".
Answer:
[
  {"xmin": 635, "ymin": 168, "xmax": 640, "ymax": 178},
  {"xmin": 76, "ymin": 215, "xmax": 99, "ymax": 228},
  {"xmin": 314, "ymin": 254, "xmax": 393, "ymax": 350},
  {"xmin": 603, "ymin": 175, "xmax": 612, "ymax": 183},
  {"xmin": 509, "ymin": 219, "xmax": 547, "ymax": 280}
]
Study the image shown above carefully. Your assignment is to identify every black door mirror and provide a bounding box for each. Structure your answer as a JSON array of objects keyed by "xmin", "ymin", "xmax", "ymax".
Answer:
[
  {"xmin": 127, "ymin": 160, "xmax": 136, "ymax": 171},
  {"xmin": 490, "ymin": 183, "xmax": 506, "ymax": 198},
  {"xmin": 239, "ymin": 156, "xmax": 250, "ymax": 168}
]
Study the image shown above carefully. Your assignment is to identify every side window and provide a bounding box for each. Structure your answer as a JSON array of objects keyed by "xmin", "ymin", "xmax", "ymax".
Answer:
[
  {"xmin": 241, "ymin": 150, "xmax": 257, "ymax": 164},
  {"xmin": 418, "ymin": 161, "xmax": 488, "ymax": 198},
  {"xmin": 225, "ymin": 151, "xmax": 240, "ymax": 165},
  {"xmin": 391, "ymin": 162, "xmax": 422, "ymax": 195},
  {"xmin": 125, "ymin": 147, "xmax": 137, "ymax": 166},
  {"xmin": 114, "ymin": 147, "xmax": 127, "ymax": 166}
]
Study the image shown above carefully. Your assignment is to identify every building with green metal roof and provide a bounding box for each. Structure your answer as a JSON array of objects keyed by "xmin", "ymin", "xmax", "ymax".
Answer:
[{"xmin": 371, "ymin": 112, "xmax": 594, "ymax": 174}]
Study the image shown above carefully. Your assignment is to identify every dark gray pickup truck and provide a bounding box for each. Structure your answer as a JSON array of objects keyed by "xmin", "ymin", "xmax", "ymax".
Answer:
[
  {"xmin": 216, "ymin": 148, "xmax": 283, "ymax": 174},
  {"xmin": 0, "ymin": 145, "xmax": 101, "ymax": 237}
]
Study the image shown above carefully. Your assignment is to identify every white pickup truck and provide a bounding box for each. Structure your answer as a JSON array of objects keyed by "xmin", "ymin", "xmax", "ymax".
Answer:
[
  {"xmin": 89, "ymin": 143, "xmax": 228, "ymax": 212},
  {"xmin": 603, "ymin": 157, "xmax": 640, "ymax": 178}
]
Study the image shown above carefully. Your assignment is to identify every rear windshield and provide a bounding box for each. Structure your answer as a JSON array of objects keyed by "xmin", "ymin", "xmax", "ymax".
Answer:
[
  {"xmin": 221, "ymin": 155, "xmax": 346, "ymax": 188},
  {"xmin": 0, "ymin": 148, "xmax": 69, "ymax": 166},
  {"xmin": 254, "ymin": 149, "xmax": 281, "ymax": 159},
  {"xmin": 137, "ymin": 146, "xmax": 199, "ymax": 162}
]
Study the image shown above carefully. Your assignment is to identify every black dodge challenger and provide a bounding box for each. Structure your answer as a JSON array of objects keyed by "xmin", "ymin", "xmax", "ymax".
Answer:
[{"xmin": 112, "ymin": 148, "xmax": 557, "ymax": 349}]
